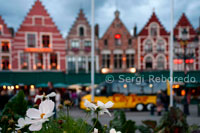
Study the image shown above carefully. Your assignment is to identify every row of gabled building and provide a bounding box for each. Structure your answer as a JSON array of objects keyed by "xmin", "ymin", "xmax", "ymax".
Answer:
[{"xmin": 0, "ymin": 0, "xmax": 199, "ymax": 73}]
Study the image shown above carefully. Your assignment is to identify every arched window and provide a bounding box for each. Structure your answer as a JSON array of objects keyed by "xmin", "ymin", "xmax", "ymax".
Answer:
[
  {"xmin": 144, "ymin": 39, "xmax": 153, "ymax": 53},
  {"xmin": 150, "ymin": 23, "xmax": 158, "ymax": 36},
  {"xmin": 79, "ymin": 27, "xmax": 84, "ymax": 36},
  {"xmin": 145, "ymin": 56, "xmax": 153, "ymax": 69},
  {"xmin": 157, "ymin": 39, "xmax": 165, "ymax": 52},
  {"xmin": 157, "ymin": 56, "xmax": 165, "ymax": 70}
]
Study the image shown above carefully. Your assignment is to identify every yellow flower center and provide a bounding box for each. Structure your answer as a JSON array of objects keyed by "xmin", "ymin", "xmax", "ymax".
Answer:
[{"xmin": 40, "ymin": 113, "xmax": 45, "ymax": 119}]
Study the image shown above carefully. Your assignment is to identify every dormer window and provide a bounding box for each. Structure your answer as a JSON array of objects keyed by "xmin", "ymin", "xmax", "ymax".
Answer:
[
  {"xmin": 128, "ymin": 39, "xmax": 132, "ymax": 45},
  {"xmin": 42, "ymin": 35, "xmax": 50, "ymax": 48},
  {"xmin": 79, "ymin": 27, "xmax": 84, "ymax": 36},
  {"xmin": 104, "ymin": 39, "xmax": 108, "ymax": 46},
  {"xmin": 34, "ymin": 16, "xmax": 43, "ymax": 25},
  {"xmin": 1, "ymin": 41, "xmax": 9, "ymax": 52},
  {"xmin": 150, "ymin": 23, "xmax": 158, "ymax": 36},
  {"xmin": 179, "ymin": 27, "xmax": 189, "ymax": 40},
  {"xmin": 0, "ymin": 25, "xmax": 2, "ymax": 35},
  {"xmin": 27, "ymin": 33, "xmax": 36, "ymax": 48}
]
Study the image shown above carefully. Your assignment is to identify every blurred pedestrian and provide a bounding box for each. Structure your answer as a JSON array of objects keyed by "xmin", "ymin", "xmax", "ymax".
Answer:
[
  {"xmin": 161, "ymin": 90, "xmax": 169, "ymax": 112},
  {"xmin": 55, "ymin": 89, "xmax": 61, "ymax": 110},
  {"xmin": 47, "ymin": 81, "xmax": 56, "ymax": 117},
  {"xmin": 156, "ymin": 90, "xmax": 163, "ymax": 116},
  {"xmin": 71, "ymin": 90, "xmax": 78, "ymax": 107},
  {"xmin": 183, "ymin": 89, "xmax": 190, "ymax": 116}
]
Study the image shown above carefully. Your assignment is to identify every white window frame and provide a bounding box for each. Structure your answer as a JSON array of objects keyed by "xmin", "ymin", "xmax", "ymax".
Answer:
[
  {"xmin": 32, "ymin": 15, "xmax": 44, "ymax": 26},
  {"xmin": 149, "ymin": 22, "xmax": 159, "ymax": 36},
  {"xmin": 40, "ymin": 32, "xmax": 52, "ymax": 48},
  {"xmin": 25, "ymin": 32, "xmax": 38, "ymax": 48}
]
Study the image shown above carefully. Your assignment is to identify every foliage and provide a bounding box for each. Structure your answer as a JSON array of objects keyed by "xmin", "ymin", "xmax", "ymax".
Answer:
[
  {"xmin": 139, "ymin": 107, "xmax": 190, "ymax": 133},
  {"xmin": 0, "ymin": 90, "xmax": 28, "ymax": 133},
  {"xmin": 109, "ymin": 110, "xmax": 137, "ymax": 133}
]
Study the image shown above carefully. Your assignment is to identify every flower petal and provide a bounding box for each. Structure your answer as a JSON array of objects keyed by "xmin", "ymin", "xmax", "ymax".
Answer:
[
  {"xmin": 105, "ymin": 101, "xmax": 114, "ymax": 108},
  {"xmin": 44, "ymin": 112, "xmax": 54, "ymax": 119},
  {"xmin": 17, "ymin": 118, "xmax": 25, "ymax": 127},
  {"xmin": 34, "ymin": 95, "xmax": 43, "ymax": 102},
  {"xmin": 97, "ymin": 101, "xmax": 105, "ymax": 107},
  {"xmin": 39, "ymin": 100, "xmax": 55, "ymax": 114},
  {"xmin": 47, "ymin": 92, "xmax": 56, "ymax": 98},
  {"xmin": 26, "ymin": 108, "xmax": 41, "ymax": 119},
  {"xmin": 84, "ymin": 100, "xmax": 97, "ymax": 110},
  {"xmin": 29, "ymin": 123, "xmax": 42, "ymax": 131}
]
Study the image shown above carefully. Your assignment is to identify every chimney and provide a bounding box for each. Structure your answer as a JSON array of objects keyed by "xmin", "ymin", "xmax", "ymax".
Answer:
[
  {"xmin": 9, "ymin": 27, "xmax": 15, "ymax": 37},
  {"xmin": 95, "ymin": 24, "xmax": 99, "ymax": 38},
  {"xmin": 133, "ymin": 24, "xmax": 137, "ymax": 37}
]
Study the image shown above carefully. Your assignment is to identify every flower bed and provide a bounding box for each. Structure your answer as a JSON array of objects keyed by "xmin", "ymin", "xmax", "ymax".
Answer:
[{"xmin": 0, "ymin": 90, "xmax": 200, "ymax": 133}]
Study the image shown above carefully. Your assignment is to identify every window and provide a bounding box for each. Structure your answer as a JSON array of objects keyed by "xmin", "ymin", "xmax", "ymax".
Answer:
[
  {"xmin": 20, "ymin": 53, "xmax": 29, "ymax": 70},
  {"xmin": 179, "ymin": 27, "xmax": 189, "ymax": 40},
  {"xmin": 1, "ymin": 41, "xmax": 9, "ymax": 52},
  {"xmin": 145, "ymin": 56, "xmax": 153, "ymax": 69},
  {"xmin": 35, "ymin": 53, "xmax": 43, "ymax": 70},
  {"xmin": 79, "ymin": 27, "xmax": 84, "ymax": 36},
  {"xmin": 157, "ymin": 56, "xmax": 165, "ymax": 70},
  {"xmin": 78, "ymin": 56, "xmax": 86, "ymax": 73},
  {"xmin": 102, "ymin": 54, "xmax": 110, "ymax": 68},
  {"xmin": 114, "ymin": 54, "xmax": 122, "ymax": 69},
  {"xmin": 144, "ymin": 39, "xmax": 153, "ymax": 52},
  {"xmin": 84, "ymin": 40, "xmax": 91, "ymax": 47},
  {"xmin": 104, "ymin": 39, "xmax": 108, "ymax": 46},
  {"xmin": 68, "ymin": 56, "xmax": 76, "ymax": 73},
  {"xmin": 126, "ymin": 54, "xmax": 134, "ymax": 68},
  {"xmin": 157, "ymin": 39, "xmax": 165, "ymax": 52},
  {"xmin": 1, "ymin": 56, "xmax": 10, "ymax": 70},
  {"xmin": 50, "ymin": 53, "xmax": 58, "ymax": 70},
  {"xmin": 42, "ymin": 35, "xmax": 50, "ymax": 48},
  {"xmin": 27, "ymin": 34, "xmax": 36, "ymax": 48},
  {"xmin": 128, "ymin": 39, "xmax": 132, "ymax": 46},
  {"xmin": 150, "ymin": 23, "xmax": 158, "ymax": 36},
  {"xmin": 35, "ymin": 17, "xmax": 43, "ymax": 25},
  {"xmin": 71, "ymin": 40, "xmax": 80, "ymax": 48},
  {"xmin": 0, "ymin": 25, "xmax": 2, "ymax": 35}
]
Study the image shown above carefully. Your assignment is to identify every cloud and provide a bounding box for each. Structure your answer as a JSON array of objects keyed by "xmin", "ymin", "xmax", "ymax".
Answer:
[{"xmin": 0, "ymin": 0, "xmax": 199, "ymax": 37}]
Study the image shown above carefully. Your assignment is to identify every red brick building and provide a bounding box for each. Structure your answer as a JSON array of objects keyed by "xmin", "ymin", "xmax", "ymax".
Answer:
[
  {"xmin": 0, "ymin": 16, "xmax": 13, "ymax": 70},
  {"xmin": 12, "ymin": 0, "xmax": 66, "ymax": 71},
  {"xmin": 173, "ymin": 13, "xmax": 199, "ymax": 71},
  {"xmin": 66, "ymin": 9, "xmax": 99, "ymax": 73},
  {"xmin": 137, "ymin": 11, "xmax": 170, "ymax": 71},
  {"xmin": 99, "ymin": 10, "xmax": 136, "ymax": 73}
]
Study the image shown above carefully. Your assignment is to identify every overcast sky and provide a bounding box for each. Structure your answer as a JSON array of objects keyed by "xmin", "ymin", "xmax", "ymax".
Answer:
[{"xmin": 0, "ymin": 0, "xmax": 199, "ymax": 37}]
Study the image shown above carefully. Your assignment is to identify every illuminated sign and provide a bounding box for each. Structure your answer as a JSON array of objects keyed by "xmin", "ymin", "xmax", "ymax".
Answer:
[
  {"xmin": 115, "ymin": 34, "xmax": 121, "ymax": 39},
  {"xmin": 24, "ymin": 48, "xmax": 53, "ymax": 53}
]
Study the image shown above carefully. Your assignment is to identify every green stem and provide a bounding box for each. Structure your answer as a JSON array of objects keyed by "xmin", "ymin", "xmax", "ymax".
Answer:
[
  {"xmin": 89, "ymin": 112, "xmax": 99, "ymax": 133},
  {"xmin": 79, "ymin": 113, "xmax": 90, "ymax": 133},
  {"xmin": 67, "ymin": 106, "xmax": 69, "ymax": 118}
]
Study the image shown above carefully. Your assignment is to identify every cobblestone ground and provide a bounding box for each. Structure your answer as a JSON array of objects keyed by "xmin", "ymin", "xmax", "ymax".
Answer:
[{"xmin": 69, "ymin": 105, "xmax": 200, "ymax": 126}]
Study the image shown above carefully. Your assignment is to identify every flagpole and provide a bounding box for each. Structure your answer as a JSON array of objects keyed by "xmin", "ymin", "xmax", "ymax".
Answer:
[
  {"xmin": 170, "ymin": 0, "xmax": 174, "ymax": 107},
  {"xmin": 91, "ymin": 0, "xmax": 95, "ymax": 102}
]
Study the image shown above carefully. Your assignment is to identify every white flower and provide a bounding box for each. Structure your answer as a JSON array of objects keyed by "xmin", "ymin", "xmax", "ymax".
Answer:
[
  {"xmin": 97, "ymin": 101, "xmax": 114, "ymax": 116},
  {"xmin": 34, "ymin": 92, "xmax": 56, "ymax": 102},
  {"xmin": 93, "ymin": 128, "xmax": 98, "ymax": 133},
  {"xmin": 26, "ymin": 100, "xmax": 55, "ymax": 131},
  {"xmin": 84, "ymin": 99, "xmax": 97, "ymax": 111},
  {"xmin": 109, "ymin": 128, "xmax": 121, "ymax": 133},
  {"xmin": 16, "ymin": 117, "xmax": 31, "ymax": 130}
]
